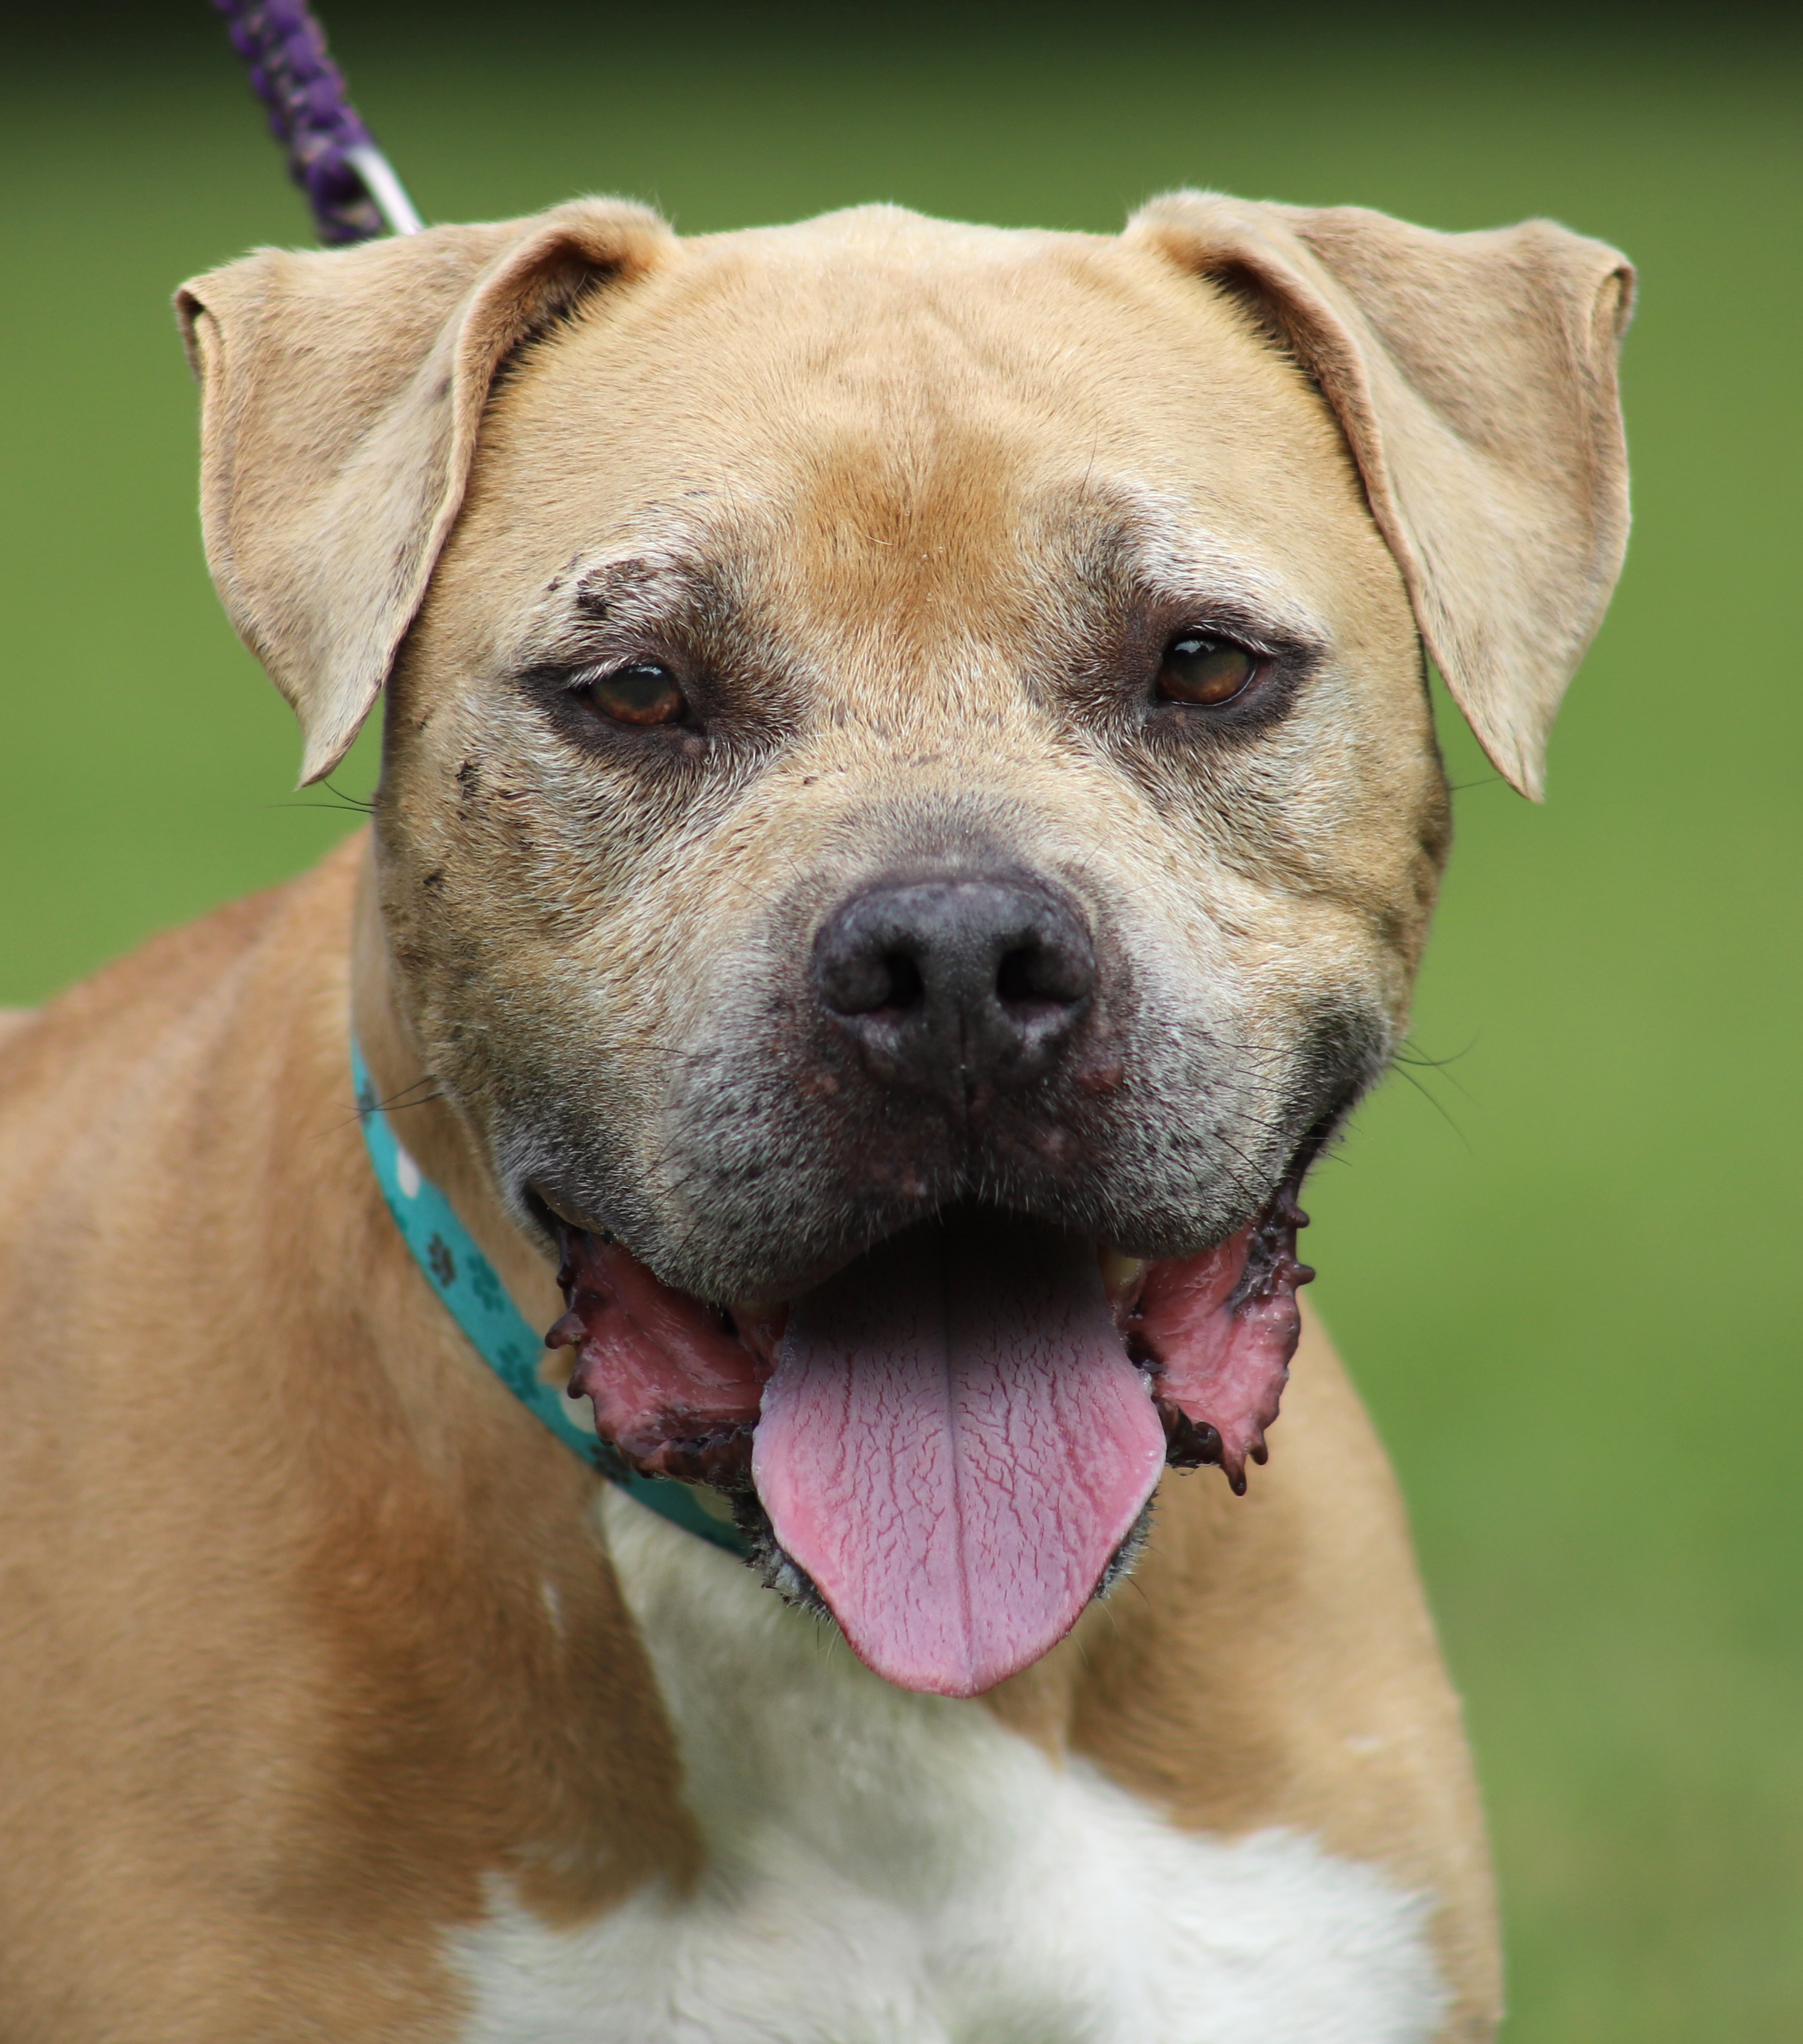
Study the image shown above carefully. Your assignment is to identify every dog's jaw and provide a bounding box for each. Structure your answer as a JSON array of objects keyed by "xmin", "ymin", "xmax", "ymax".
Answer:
[{"xmin": 546, "ymin": 1187, "xmax": 1312, "ymax": 1697}]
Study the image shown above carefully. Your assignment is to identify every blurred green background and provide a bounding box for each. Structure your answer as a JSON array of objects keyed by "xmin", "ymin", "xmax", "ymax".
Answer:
[{"xmin": 2, "ymin": 2, "xmax": 1797, "ymax": 2034}]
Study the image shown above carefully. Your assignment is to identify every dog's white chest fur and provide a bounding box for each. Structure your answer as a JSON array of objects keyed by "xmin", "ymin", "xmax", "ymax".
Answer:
[{"xmin": 450, "ymin": 1493, "xmax": 1446, "ymax": 2043}]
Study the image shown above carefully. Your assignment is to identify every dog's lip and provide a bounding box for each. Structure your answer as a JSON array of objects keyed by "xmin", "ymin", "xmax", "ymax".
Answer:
[
  {"xmin": 548, "ymin": 1177, "xmax": 1312, "ymax": 1475},
  {"xmin": 527, "ymin": 1183, "xmax": 603, "ymax": 1242},
  {"xmin": 544, "ymin": 1204, "xmax": 1166, "ymax": 1457}
]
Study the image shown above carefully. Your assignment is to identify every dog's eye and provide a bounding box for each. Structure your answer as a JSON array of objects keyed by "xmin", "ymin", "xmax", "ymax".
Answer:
[
  {"xmin": 580, "ymin": 662, "xmax": 686, "ymax": 727},
  {"xmin": 1156, "ymin": 635, "xmax": 1256, "ymax": 707}
]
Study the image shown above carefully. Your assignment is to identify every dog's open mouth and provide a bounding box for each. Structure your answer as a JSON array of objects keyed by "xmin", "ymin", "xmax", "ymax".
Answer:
[{"xmin": 547, "ymin": 1193, "xmax": 1312, "ymax": 1698}]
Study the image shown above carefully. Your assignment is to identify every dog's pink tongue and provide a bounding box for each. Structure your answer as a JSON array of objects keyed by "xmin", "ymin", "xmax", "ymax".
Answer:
[{"xmin": 753, "ymin": 1215, "xmax": 1165, "ymax": 1699}]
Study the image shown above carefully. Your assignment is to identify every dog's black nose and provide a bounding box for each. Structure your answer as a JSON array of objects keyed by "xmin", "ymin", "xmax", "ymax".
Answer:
[{"xmin": 814, "ymin": 876, "xmax": 1094, "ymax": 1103}]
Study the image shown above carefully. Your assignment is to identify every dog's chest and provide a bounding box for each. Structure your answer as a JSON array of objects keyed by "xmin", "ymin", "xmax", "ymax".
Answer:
[{"xmin": 449, "ymin": 1496, "xmax": 1444, "ymax": 2044}]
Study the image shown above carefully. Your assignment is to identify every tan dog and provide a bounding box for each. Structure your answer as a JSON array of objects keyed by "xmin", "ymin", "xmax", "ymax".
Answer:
[{"xmin": 0, "ymin": 192, "xmax": 1630, "ymax": 2041}]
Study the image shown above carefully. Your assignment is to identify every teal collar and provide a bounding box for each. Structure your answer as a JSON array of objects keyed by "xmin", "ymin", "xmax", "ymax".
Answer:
[{"xmin": 352, "ymin": 1042, "xmax": 750, "ymax": 1558}]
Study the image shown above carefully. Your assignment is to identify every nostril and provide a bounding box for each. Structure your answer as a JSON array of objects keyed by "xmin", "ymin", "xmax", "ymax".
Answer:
[
  {"xmin": 885, "ymin": 951, "xmax": 925, "ymax": 1012},
  {"xmin": 995, "ymin": 944, "xmax": 1041, "ymax": 1007},
  {"xmin": 821, "ymin": 944, "xmax": 924, "ymax": 1018},
  {"xmin": 996, "ymin": 939, "xmax": 1090, "ymax": 1010},
  {"xmin": 994, "ymin": 944, "xmax": 1038, "ymax": 1008}
]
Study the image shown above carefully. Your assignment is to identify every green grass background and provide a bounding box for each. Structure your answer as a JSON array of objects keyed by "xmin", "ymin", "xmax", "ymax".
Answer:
[{"xmin": 2, "ymin": 4, "xmax": 1798, "ymax": 2034}]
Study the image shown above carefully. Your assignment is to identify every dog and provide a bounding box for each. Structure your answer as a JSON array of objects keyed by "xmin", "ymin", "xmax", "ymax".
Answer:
[{"xmin": 0, "ymin": 189, "xmax": 1630, "ymax": 2040}]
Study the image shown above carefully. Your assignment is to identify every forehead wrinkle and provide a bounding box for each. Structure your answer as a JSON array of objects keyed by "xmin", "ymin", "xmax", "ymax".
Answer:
[
  {"xmin": 504, "ymin": 496, "xmax": 774, "ymax": 658},
  {"xmin": 731, "ymin": 413, "xmax": 1035, "ymax": 666},
  {"xmin": 495, "ymin": 243, "xmax": 1332, "ymax": 665}
]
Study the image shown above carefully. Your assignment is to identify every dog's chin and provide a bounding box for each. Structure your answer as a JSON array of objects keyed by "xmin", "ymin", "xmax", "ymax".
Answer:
[{"xmin": 544, "ymin": 1187, "xmax": 1312, "ymax": 1699}]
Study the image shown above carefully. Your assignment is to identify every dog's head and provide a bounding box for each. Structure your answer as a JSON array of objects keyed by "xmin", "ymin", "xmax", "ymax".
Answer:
[{"xmin": 180, "ymin": 196, "xmax": 1631, "ymax": 1694}]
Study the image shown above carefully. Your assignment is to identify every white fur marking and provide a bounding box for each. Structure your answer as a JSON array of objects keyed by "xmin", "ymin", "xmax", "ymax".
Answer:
[{"xmin": 451, "ymin": 1493, "xmax": 1446, "ymax": 2043}]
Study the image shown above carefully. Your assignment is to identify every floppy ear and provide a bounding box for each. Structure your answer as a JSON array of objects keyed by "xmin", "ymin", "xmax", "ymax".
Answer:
[
  {"xmin": 1124, "ymin": 192, "xmax": 1634, "ymax": 797},
  {"xmin": 177, "ymin": 200, "xmax": 676, "ymax": 785}
]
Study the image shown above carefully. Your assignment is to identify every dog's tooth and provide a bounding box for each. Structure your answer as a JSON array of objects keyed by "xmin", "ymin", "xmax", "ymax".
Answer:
[{"xmin": 1097, "ymin": 1249, "xmax": 1146, "ymax": 1293}]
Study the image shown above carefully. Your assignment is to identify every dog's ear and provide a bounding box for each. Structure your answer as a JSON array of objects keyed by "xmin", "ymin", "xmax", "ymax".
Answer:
[
  {"xmin": 1125, "ymin": 192, "xmax": 1634, "ymax": 797},
  {"xmin": 176, "ymin": 201, "xmax": 676, "ymax": 785}
]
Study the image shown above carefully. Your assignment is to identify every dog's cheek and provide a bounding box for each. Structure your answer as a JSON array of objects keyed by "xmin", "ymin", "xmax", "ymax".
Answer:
[
  {"xmin": 1171, "ymin": 749, "xmax": 1444, "ymax": 1046},
  {"xmin": 369, "ymin": 679, "xmax": 673, "ymax": 1165},
  {"xmin": 1033, "ymin": 785, "xmax": 1403, "ymax": 1221}
]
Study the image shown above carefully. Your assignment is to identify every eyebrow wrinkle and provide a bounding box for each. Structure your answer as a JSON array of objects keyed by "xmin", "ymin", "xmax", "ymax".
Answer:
[{"xmin": 1056, "ymin": 477, "xmax": 1332, "ymax": 647}]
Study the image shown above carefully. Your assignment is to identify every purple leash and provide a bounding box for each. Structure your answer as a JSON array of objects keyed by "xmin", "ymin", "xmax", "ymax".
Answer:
[{"xmin": 212, "ymin": 0, "xmax": 422, "ymax": 245}]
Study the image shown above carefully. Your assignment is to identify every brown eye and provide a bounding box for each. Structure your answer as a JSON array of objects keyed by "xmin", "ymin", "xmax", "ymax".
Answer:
[
  {"xmin": 581, "ymin": 662, "xmax": 686, "ymax": 727},
  {"xmin": 1157, "ymin": 634, "xmax": 1256, "ymax": 706}
]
